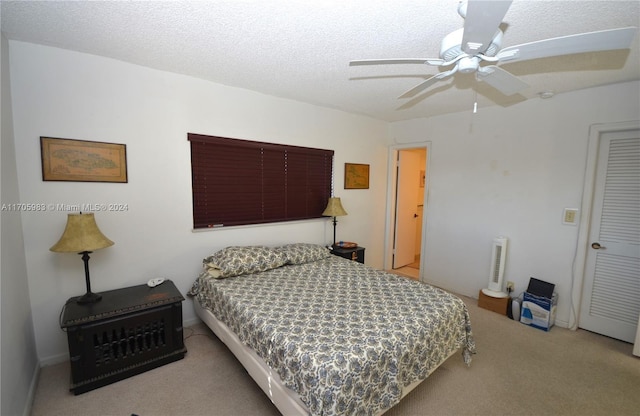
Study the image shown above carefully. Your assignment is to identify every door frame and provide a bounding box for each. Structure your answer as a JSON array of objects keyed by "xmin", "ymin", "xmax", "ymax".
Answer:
[
  {"xmin": 571, "ymin": 120, "xmax": 640, "ymax": 330},
  {"xmin": 384, "ymin": 141, "xmax": 431, "ymax": 277}
]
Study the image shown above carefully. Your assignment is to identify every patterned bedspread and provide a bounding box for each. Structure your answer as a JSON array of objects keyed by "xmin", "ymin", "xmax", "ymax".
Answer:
[{"xmin": 192, "ymin": 255, "xmax": 476, "ymax": 415}]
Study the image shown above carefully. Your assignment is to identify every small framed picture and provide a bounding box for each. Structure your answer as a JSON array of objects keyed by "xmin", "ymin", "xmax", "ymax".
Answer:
[
  {"xmin": 41, "ymin": 137, "xmax": 127, "ymax": 183},
  {"xmin": 344, "ymin": 163, "xmax": 369, "ymax": 189}
]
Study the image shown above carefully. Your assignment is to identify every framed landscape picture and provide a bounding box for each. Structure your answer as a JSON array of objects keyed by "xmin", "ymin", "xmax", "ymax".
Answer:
[
  {"xmin": 344, "ymin": 163, "xmax": 369, "ymax": 189},
  {"xmin": 40, "ymin": 137, "xmax": 127, "ymax": 183}
]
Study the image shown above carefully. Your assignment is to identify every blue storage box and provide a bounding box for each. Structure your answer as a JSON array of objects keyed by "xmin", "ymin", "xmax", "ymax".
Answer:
[{"xmin": 520, "ymin": 291, "xmax": 558, "ymax": 331}]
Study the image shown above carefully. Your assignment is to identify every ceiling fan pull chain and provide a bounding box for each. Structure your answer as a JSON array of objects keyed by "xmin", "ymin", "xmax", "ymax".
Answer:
[{"xmin": 473, "ymin": 90, "xmax": 478, "ymax": 114}]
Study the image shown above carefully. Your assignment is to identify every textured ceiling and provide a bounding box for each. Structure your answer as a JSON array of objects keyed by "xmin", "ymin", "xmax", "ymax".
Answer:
[{"xmin": 2, "ymin": 0, "xmax": 639, "ymax": 122}]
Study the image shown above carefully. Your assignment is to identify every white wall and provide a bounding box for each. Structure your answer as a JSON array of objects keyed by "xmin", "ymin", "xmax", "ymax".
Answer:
[
  {"xmin": 8, "ymin": 41, "xmax": 389, "ymax": 363},
  {"xmin": 389, "ymin": 81, "xmax": 640, "ymax": 328},
  {"xmin": 1, "ymin": 34, "xmax": 39, "ymax": 416}
]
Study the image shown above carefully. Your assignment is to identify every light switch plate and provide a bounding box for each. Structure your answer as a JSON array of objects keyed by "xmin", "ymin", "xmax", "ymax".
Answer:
[{"xmin": 563, "ymin": 208, "xmax": 579, "ymax": 225}]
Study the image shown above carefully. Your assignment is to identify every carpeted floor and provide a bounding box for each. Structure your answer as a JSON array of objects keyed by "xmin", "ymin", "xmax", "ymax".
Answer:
[{"xmin": 31, "ymin": 294, "xmax": 640, "ymax": 416}]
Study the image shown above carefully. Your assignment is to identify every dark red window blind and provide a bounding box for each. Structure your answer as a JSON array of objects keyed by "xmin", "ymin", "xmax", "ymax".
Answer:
[{"xmin": 188, "ymin": 133, "xmax": 334, "ymax": 229}]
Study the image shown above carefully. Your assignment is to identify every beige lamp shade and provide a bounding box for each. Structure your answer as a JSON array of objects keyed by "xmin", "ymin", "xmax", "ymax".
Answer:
[
  {"xmin": 50, "ymin": 213, "xmax": 114, "ymax": 253},
  {"xmin": 322, "ymin": 197, "xmax": 348, "ymax": 217}
]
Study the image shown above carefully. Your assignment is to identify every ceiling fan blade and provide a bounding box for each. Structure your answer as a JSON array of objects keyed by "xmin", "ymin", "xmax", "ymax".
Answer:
[
  {"xmin": 476, "ymin": 65, "xmax": 529, "ymax": 96},
  {"xmin": 461, "ymin": 0, "xmax": 513, "ymax": 55},
  {"xmin": 398, "ymin": 76, "xmax": 441, "ymax": 99},
  {"xmin": 350, "ymin": 58, "xmax": 444, "ymax": 66},
  {"xmin": 399, "ymin": 66, "xmax": 458, "ymax": 99},
  {"xmin": 496, "ymin": 27, "xmax": 638, "ymax": 63}
]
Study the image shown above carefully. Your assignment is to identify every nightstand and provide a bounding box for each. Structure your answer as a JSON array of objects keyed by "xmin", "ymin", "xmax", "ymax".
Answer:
[
  {"xmin": 61, "ymin": 280, "xmax": 187, "ymax": 394},
  {"xmin": 331, "ymin": 246, "xmax": 365, "ymax": 263}
]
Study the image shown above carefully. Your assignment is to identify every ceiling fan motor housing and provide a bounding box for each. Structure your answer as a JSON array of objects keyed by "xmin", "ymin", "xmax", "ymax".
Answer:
[
  {"xmin": 440, "ymin": 28, "xmax": 503, "ymax": 61},
  {"xmin": 458, "ymin": 56, "xmax": 480, "ymax": 73}
]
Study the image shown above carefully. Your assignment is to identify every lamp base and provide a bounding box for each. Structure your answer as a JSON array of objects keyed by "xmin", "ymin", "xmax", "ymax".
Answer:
[{"xmin": 77, "ymin": 291, "xmax": 102, "ymax": 304}]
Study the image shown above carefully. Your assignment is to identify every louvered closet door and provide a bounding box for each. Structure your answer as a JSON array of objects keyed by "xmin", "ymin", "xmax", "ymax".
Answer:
[{"xmin": 579, "ymin": 130, "xmax": 640, "ymax": 343}]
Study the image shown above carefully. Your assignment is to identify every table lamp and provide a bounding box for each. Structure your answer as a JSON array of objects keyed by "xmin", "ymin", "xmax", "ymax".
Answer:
[
  {"xmin": 322, "ymin": 197, "xmax": 347, "ymax": 247},
  {"xmin": 50, "ymin": 213, "xmax": 114, "ymax": 304}
]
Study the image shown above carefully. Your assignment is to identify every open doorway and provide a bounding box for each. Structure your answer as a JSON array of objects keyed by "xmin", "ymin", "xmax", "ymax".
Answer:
[{"xmin": 387, "ymin": 146, "xmax": 428, "ymax": 280}]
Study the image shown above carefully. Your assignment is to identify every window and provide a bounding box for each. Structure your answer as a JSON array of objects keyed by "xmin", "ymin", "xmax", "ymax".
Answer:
[{"xmin": 189, "ymin": 133, "xmax": 334, "ymax": 229}]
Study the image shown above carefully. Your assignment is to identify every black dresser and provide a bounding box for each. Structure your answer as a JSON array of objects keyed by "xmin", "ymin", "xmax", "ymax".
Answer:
[{"xmin": 60, "ymin": 280, "xmax": 186, "ymax": 394}]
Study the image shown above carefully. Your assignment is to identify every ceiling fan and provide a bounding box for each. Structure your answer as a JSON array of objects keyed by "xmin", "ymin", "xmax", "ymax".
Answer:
[{"xmin": 350, "ymin": 0, "xmax": 637, "ymax": 99}]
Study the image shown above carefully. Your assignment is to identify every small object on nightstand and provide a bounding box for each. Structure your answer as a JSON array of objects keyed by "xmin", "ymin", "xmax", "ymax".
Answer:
[
  {"xmin": 334, "ymin": 241, "xmax": 357, "ymax": 249},
  {"xmin": 331, "ymin": 246, "xmax": 365, "ymax": 264},
  {"xmin": 147, "ymin": 277, "xmax": 165, "ymax": 287}
]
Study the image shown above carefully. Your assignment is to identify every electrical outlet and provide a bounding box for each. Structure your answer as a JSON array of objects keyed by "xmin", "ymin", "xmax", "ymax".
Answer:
[{"xmin": 506, "ymin": 281, "xmax": 515, "ymax": 292}]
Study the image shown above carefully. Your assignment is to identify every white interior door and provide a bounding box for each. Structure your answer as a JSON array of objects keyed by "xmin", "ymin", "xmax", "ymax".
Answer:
[
  {"xmin": 393, "ymin": 151, "xmax": 420, "ymax": 269},
  {"xmin": 579, "ymin": 130, "xmax": 640, "ymax": 343}
]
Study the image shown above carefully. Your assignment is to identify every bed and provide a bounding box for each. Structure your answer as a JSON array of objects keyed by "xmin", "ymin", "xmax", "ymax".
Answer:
[{"xmin": 188, "ymin": 244, "xmax": 476, "ymax": 415}]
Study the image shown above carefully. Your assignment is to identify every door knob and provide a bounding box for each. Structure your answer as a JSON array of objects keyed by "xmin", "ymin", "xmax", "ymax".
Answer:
[
  {"xmin": 591, "ymin": 242, "xmax": 606, "ymax": 250},
  {"xmin": 413, "ymin": 213, "xmax": 418, "ymax": 218}
]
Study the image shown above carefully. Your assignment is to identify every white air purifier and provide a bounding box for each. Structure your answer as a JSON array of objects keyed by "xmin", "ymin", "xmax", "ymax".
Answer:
[{"xmin": 482, "ymin": 236, "xmax": 508, "ymax": 298}]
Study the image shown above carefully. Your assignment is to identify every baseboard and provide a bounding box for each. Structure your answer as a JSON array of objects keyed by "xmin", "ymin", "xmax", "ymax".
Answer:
[
  {"xmin": 38, "ymin": 352, "xmax": 71, "ymax": 367},
  {"xmin": 184, "ymin": 316, "xmax": 203, "ymax": 328},
  {"xmin": 23, "ymin": 360, "xmax": 40, "ymax": 416}
]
